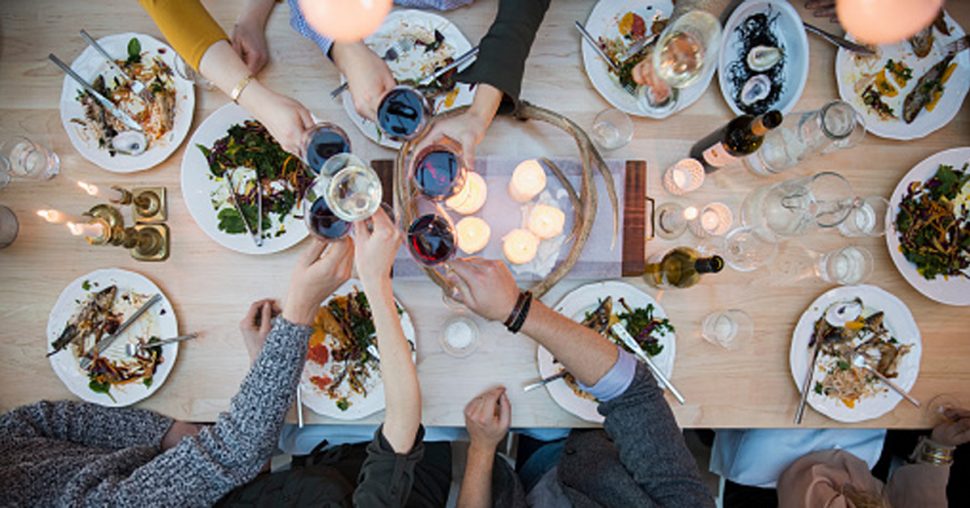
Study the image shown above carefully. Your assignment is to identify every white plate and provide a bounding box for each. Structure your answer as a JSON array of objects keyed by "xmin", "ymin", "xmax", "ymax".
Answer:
[
  {"xmin": 59, "ymin": 32, "xmax": 194, "ymax": 173},
  {"xmin": 299, "ymin": 280, "xmax": 416, "ymax": 420},
  {"xmin": 789, "ymin": 285, "xmax": 922, "ymax": 423},
  {"xmin": 46, "ymin": 268, "xmax": 179, "ymax": 407},
  {"xmin": 718, "ymin": 0, "xmax": 808, "ymax": 116},
  {"xmin": 885, "ymin": 147, "xmax": 970, "ymax": 306},
  {"xmin": 537, "ymin": 280, "xmax": 676, "ymax": 423},
  {"xmin": 581, "ymin": 0, "xmax": 716, "ymax": 119},
  {"xmin": 180, "ymin": 103, "xmax": 309, "ymax": 255},
  {"xmin": 835, "ymin": 11, "xmax": 969, "ymax": 140},
  {"xmin": 342, "ymin": 10, "xmax": 475, "ymax": 149}
]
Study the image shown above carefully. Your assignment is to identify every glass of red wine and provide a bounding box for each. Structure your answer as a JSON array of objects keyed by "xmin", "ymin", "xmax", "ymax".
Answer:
[
  {"xmin": 300, "ymin": 123, "xmax": 352, "ymax": 175},
  {"xmin": 409, "ymin": 138, "xmax": 467, "ymax": 201},
  {"xmin": 377, "ymin": 86, "xmax": 431, "ymax": 142},
  {"xmin": 406, "ymin": 199, "xmax": 457, "ymax": 266}
]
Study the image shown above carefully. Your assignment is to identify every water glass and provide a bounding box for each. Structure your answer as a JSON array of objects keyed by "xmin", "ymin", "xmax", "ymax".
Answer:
[
  {"xmin": 741, "ymin": 171, "xmax": 855, "ymax": 241},
  {"xmin": 838, "ymin": 195, "xmax": 890, "ymax": 238},
  {"xmin": 590, "ymin": 108, "xmax": 634, "ymax": 151},
  {"xmin": 0, "ymin": 205, "xmax": 19, "ymax": 249},
  {"xmin": 655, "ymin": 202, "xmax": 690, "ymax": 239},
  {"xmin": 721, "ymin": 227, "xmax": 778, "ymax": 272},
  {"xmin": 816, "ymin": 245, "xmax": 873, "ymax": 285},
  {"xmin": 439, "ymin": 316, "xmax": 481, "ymax": 358},
  {"xmin": 701, "ymin": 309, "xmax": 753, "ymax": 350},
  {"xmin": 0, "ymin": 136, "xmax": 60, "ymax": 188}
]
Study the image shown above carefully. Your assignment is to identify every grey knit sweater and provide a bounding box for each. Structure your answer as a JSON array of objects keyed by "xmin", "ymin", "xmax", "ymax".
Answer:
[{"xmin": 0, "ymin": 318, "xmax": 311, "ymax": 507}]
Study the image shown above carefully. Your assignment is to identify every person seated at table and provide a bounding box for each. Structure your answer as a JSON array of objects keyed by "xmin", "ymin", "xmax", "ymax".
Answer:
[
  {"xmin": 290, "ymin": 0, "xmax": 550, "ymax": 167},
  {"xmin": 140, "ymin": 0, "xmax": 315, "ymax": 155},
  {"xmin": 446, "ymin": 258, "xmax": 716, "ymax": 507},
  {"xmin": 0, "ymin": 238, "xmax": 354, "ymax": 506}
]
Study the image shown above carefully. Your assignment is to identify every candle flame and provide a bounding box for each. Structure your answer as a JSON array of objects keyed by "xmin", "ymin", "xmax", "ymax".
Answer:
[
  {"xmin": 77, "ymin": 181, "xmax": 99, "ymax": 196},
  {"xmin": 66, "ymin": 222, "xmax": 84, "ymax": 235},
  {"xmin": 683, "ymin": 206, "xmax": 699, "ymax": 221},
  {"xmin": 37, "ymin": 209, "xmax": 65, "ymax": 224}
]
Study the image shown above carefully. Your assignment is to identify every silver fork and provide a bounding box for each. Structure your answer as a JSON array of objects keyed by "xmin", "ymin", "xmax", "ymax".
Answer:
[
  {"xmin": 79, "ymin": 30, "xmax": 153, "ymax": 102},
  {"xmin": 574, "ymin": 21, "xmax": 638, "ymax": 96},
  {"xmin": 329, "ymin": 41, "xmax": 411, "ymax": 99},
  {"xmin": 125, "ymin": 333, "xmax": 199, "ymax": 356}
]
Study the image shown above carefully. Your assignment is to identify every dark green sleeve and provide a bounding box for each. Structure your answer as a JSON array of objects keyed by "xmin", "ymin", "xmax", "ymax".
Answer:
[
  {"xmin": 455, "ymin": 0, "xmax": 551, "ymax": 114},
  {"xmin": 353, "ymin": 425, "xmax": 426, "ymax": 507}
]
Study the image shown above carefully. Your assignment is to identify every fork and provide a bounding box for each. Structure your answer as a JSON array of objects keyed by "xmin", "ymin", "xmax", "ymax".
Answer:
[
  {"xmin": 329, "ymin": 41, "xmax": 411, "ymax": 99},
  {"xmin": 79, "ymin": 30, "xmax": 154, "ymax": 102},
  {"xmin": 574, "ymin": 21, "xmax": 638, "ymax": 96},
  {"xmin": 125, "ymin": 333, "xmax": 199, "ymax": 356},
  {"xmin": 849, "ymin": 352, "xmax": 920, "ymax": 407}
]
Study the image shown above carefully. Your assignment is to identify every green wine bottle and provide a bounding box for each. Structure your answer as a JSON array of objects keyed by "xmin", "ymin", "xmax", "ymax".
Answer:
[
  {"xmin": 644, "ymin": 247, "xmax": 724, "ymax": 289},
  {"xmin": 690, "ymin": 110, "xmax": 783, "ymax": 173}
]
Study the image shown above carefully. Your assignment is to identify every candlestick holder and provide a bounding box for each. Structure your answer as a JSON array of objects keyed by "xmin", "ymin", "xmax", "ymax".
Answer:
[
  {"xmin": 84, "ymin": 204, "xmax": 170, "ymax": 261},
  {"xmin": 111, "ymin": 186, "xmax": 167, "ymax": 223}
]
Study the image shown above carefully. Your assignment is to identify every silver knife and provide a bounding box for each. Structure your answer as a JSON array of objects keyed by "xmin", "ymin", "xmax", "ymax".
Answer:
[
  {"xmin": 803, "ymin": 22, "xmax": 876, "ymax": 56},
  {"xmin": 794, "ymin": 329, "xmax": 825, "ymax": 424},
  {"xmin": 523, "ymin": 370, "xmax": 568, "ymax": 392},
  {"xmin": 610, "ymin": 323, "xmax": 685, "ymax": 405},
  {"xmin": 80, "ymin": 293, "xmax": 161, "ymax": 370},
  {"xmin": 48, "ymin": 53, "xmax": 144, "ymax": 132},
  {"xmin": 574, "ymin": 21, "xmax": 620, "ymax": 73},
  {"xmin": 621, "ymin": 33, "xmax": 659, "ymax": 62},
  {"xmin": 418, "ymin": 45, "xmax": 479, "ymax": 86},
  {"xmin": 225, "ymin": 170, "xmax": 262, "ymax": 247}
]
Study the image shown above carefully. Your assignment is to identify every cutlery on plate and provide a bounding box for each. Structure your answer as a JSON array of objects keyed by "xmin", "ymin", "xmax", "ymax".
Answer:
[
  {"xmin": 574, "ymin": 21, "xmax": 638, "ymax": 95},
  {"xmin": 80, "ymin": 293, "xmax": 162, "ymax": 370},
  {"xmin": 523, "ymin": 370, "xmax": 568, "ymax": 392},
  {"xmin": 78, "ymin": 29, "xmax": 152, "ymax": 101},
  {"xmin": 296, "ymin": 385, "xmax": 305, "ymax": 428},
  {"xmin": 418, "ymin": 45, "xmax": 479, "ymax": 87},
  {"xmin": 620, "ymin": 33, "xmax": 658, "ymax": 62},
  {"xmin": 803, "ymin": 22, "xmax": 875, "ymax": 55},
  {"xmin": 48, "ymin": 53, "xmax": 144, "ymax": 132},
  {"xmin": 256, "ymin": 180, "xmax": 263, "ymax": 245},
  {"xmin": 125, "ymin": 333, "xmax": 199, "ymax": 357},
  {"xmin": 224, "ymin": 170, "xmax": 262, "ymax": 247},
  {"xmin": 850, "ymin": 352, "xmax": 920, "ymax": 407},
  {"xmin": 330, "ymin": 42, "xmax": 409, "ymax": 99},
  {"xmin": 610, "ymin": 323, "xmax": 686, "ymax": 405},
  {"xmin": 795, "ymin": 327, "xmax": 825, "ymax": 424}
]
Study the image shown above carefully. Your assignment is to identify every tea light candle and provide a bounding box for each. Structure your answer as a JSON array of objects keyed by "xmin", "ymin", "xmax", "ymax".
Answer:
[
  {"xmin": 527, "ymin": 204, "xmax": 565, "ymax": 240},
  {"xmin": 503, "ymin": 228, "xmax": 540, "ymax": 264},
  {"xmin": 662, "ymin": 159, "xmax": 705, "ymax": 195},
  {"xmin": 66, "ymin": 220, "xmax": 107, "ymax": 240},
  {"xmin": 508, "ymin": 159, "xmax": 546, "ymax": 203},
  {"xmin": 688, "ymin": 202, "xmax": 733, "ymax": 237},
  {"xmin": 456, "ymin": 217, "xmax": 491, "ymax": 255},
  {"xmin": 445, "ymin": 172, "xmax": 487, "ymax": 215}
]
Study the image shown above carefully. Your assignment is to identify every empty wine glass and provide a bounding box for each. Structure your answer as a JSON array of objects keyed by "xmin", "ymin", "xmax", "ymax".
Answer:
[
  {"xmin": 838, "ymin": 195, "xmax": 890, "ymax": 238},
  {"xmin": 590, "ymin": 108, "xmax": 634, "ymax": 151},
  {"xmin": 701, "ymin": 309, "xmax": 753, "ymax": 350},
  {"xmin": 923, "ymin": 393, "xmax": 965, "ymax": 425},
  {"xmin": 721, "ymin": 227, "xmax": 778, "ymax": 272},
  {"xmin": 816, "ymin": 245, "xmax": 873, "ymax": 285}
]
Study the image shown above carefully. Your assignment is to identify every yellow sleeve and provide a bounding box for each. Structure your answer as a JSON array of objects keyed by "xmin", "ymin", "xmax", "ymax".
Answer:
[{"xmin": 139, "ymin": 0, "xmax": 228, "ymax": 70}]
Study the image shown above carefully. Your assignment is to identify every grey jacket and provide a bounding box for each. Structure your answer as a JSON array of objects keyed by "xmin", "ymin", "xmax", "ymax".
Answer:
[{"xmin": 0, "ymin": 318, "xmax": 311, "ymax": 507}]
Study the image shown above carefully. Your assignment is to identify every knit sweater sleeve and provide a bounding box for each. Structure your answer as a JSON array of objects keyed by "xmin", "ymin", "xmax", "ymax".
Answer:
[
  {"xmin": 0, "ymin": 400, "xmax": 173, "ymax": 450},
  {"xmin": 74, "ymin": 317, "xmax": 311, "ymax": 507}
]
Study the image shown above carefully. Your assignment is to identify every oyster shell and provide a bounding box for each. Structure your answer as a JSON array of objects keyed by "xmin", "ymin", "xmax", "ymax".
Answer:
[
  {"xmin": 111, "ymin": 131, "xmax": 147, "ymax": 156},
  {"xmin": 747, "ymin": 45, "xmax": 783, "ymax": 71},
  {"xmin": 824, "ymin": 299, "xmax": 863, "ymax": 328},
  {"xmin": 740, "ymin": 74, "xmax": 772, "ymax": 106}
]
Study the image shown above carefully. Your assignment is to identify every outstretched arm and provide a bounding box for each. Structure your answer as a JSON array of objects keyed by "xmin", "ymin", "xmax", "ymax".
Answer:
[{"xmin": 457, "ymin": 386, "xmax": 511, "ymax": 508}]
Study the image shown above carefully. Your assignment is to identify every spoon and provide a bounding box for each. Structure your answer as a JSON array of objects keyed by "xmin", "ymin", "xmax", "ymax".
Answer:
[{"xmin": 849, "ymin": 352, "xmax": 920, "ymax": 407}]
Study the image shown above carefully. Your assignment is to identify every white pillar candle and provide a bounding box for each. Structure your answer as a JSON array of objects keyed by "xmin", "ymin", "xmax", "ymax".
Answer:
[
  {"xmin": 508, "ymin": 159, "xmax": 546, "ymax": 203},
  {"xmin": 66, "ymin": 220, "xmax": 106, "ymax": 240},
  {"xmin": 503, "ymin": 228, "xmax": 540, "ymax": 265},
  {"xmin": 456, "ymin": 217, "xmax": 491, "ymax": 255},
  {"xmin": 527, "ymin": 204, "xmax": 566, "ymax": 240},
  {"xmin": 445, "ymin": 172, "xmax": 488, "ymax": 215}
]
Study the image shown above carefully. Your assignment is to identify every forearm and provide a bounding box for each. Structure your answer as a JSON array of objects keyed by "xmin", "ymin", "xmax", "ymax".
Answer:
[
  {"xmin": 520, "ymin": 301, "xmax": 617, "ymax": 386},
  {"xmin": 238, "ymin": 0, "xmax": 276, "ymax": 29},
  {"xmin": 885, "ymin": 462, "xmax": 950, "ymax": 507},
  {"xmin": 365, "ymin": 279, "xmax": 421, "ymax": 453},
  {"xmin": 458, "ymin": 444, "xmax": 495, "ymax": 508},
  {"xmin": 468, "ymin": 84, "xmax": 503, "ymax": 131},
  {"xmin": 0, "ymin": 400, "xmax": 172, "ymax": 449},
  {"xmin": 139, "ymin": 0, "xmax": 227, "ymax": 70}
]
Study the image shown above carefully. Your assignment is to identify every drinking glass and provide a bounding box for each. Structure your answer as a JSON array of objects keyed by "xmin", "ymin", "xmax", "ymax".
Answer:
[
  {"xmin": 653, "ymin": 11, "xmax": 722, "ymax": 88},
  {"xmin": 303, "ymin": 182, "xmax": 352, "ymax": 241},
  {"xmin": 301, "ymin": 123, "xmax": 352, "ymax": 174},
  {"xmin": 590, "ymin": 108, "xmax": 633, "ymax": 151},
  {"xmin": 701, "ymin": 309, "xmax": 753, "ymax": 350},
  {"xmin": 741, "ymin": 171, "xmax": 856, "ymax": 242},
  {"xmin": 0, "ymin": 136, "xmax": 60, "ymax": 188},
  {"xmin": 409, "ymin": 138, "xmax": 467, "ymax": 201},
  {"xmin": 816, "ymin": 245, "xmax": 873, "ymax": 285},
  {"xmin": 655, "ymin": 202, "xmax": 690, "ymax": 239},
  {"xmin": 439, "ymin": 315, "xmax": 481, "ymax": 358},
  {"xmin": 406, "ymin": 199, "xmax": 457, "ymax": 267},
  {"xmin": 0, "ymin": 205, "xmax": 19, "ymax": 249},
  {"xmin": 721, "ymin": 227, "xmax": 778, "ymax": 272},
  {"xmin": 377, "ymin": 86, "xmax": 431, "ymax": 142},
  {"xmin": 838, "ymin": 195, "xmax": 890, "ymax": 238},
  {"xmin": 744, "ymin": 100, "xmax": 866, "ymax": 176},
  {"xmin": 325, "ymin": 155, "xmax": 383, "ymax": 223},
  {"xmin": 923, "ymin": 393, "xmax": 965, "ymax": 425}
]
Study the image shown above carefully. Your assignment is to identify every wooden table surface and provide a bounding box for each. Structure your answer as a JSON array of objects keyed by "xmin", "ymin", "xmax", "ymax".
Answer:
[{"xmin": 1, "ymin": 0, "xmax": 968, "ymax": 429}]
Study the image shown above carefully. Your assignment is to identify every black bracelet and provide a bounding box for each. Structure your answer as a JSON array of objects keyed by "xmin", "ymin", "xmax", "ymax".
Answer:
[
  {"xmin": 508, "ymin": 292, "xmax": 533, "ymax": 334},
  {"xmin": 503, "ymin": 291, "xmax": 529, "ymax": 328}
]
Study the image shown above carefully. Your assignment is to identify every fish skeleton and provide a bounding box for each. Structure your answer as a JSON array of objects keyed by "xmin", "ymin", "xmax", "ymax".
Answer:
[{"xmin": 48, "ymin": 285, "xmax": 117, "ymax": 357}]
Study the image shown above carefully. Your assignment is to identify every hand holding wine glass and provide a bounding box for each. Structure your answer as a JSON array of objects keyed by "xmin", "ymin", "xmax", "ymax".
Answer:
[
  {"xmin": 353, "ymin": 208, "xmax": 402, "ymax": 289},
  {"xmin": 446, "ymin": 258, "xmax": 520, "ymax": 322},
  {"xmin": 413, "ymin": 83, "xmax": 503, "ymax": 169},
  {"xmin": 283, "ymin": 238, "xmax": 354, "ymax": 325},
  {"xmin": 931, "ymin": 407, "xmax": 970, "ymax": 447},
  {"xmin": 331, "ymin": 41, "xmax": 397, "ymax": 121}
]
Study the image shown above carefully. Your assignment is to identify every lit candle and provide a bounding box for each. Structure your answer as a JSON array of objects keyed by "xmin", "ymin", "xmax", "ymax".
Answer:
[
  {"xmin": 683, "ymin": 206, "xmax": 699, "ymax": 221},
  {"xmin": 77, "ymin": 181, "xmax": 126, "ymax": 202},
  {"xmin": 456, "ymin": 217, "xmax": 491, "ymax": 255},
  {"xmin": 503, "ymin": 228, "xmax": 539, "ymax": 265},
  {"xmin": 663, "ymin": 159, "xmax": 705, "ymax": 195},
  {"xmin": 66, "ymin": 220, "xmax": 107, "ymax": 240},
  {"xmin": 37, "ymin": 209, "xmax": 84, "ymax": 224},
  {"xmin": 445, "ymin": 172, "xmax": 488, "ymax": 215},
  {"xmin": 527, "ymin": 204, "xmax": 565, "ymax": 240},
  {"xmin": 508, "ymin": 159, "xmax": 546, "ymax": 203},
  {"xmin": 701, "ymin": 209, "xmax": 719, "ymax": 231},
  {"xmin": 688, "ymin": 202, "xmax": 733, "ymax": 237}
]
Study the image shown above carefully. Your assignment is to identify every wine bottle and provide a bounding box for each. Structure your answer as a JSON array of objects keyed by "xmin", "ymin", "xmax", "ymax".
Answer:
[
  {"xmin": 644, "ymin": 247, "xmax": 724, "ymax": 289},
  {"xmin": 690, "ymin": 110, "xmax": 783, "ymax": 173}
]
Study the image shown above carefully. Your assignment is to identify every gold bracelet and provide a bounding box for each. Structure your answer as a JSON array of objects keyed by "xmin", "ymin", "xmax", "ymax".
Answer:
[
  {"xmin": 911, "ymin": 437, "xmax": 955, "ymax": 466},
  {"xmin": 230, "ymin": 75, "xmax": 255, "ymax": 104}
]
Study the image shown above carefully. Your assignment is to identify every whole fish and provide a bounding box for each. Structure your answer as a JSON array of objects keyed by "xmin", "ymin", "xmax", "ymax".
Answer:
[
  {"xmin": 48, "ymin": 285, "xmax": 117, "ymax": 356},
  {"xmin": 902, "ymin": 55, "xmax": 954, "ymax": 124}
]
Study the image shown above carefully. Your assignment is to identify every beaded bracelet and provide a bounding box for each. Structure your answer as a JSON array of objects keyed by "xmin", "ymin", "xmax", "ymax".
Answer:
[{"xmin": 508, "ymin": 292, "xmax": 533, "ymax": 334}]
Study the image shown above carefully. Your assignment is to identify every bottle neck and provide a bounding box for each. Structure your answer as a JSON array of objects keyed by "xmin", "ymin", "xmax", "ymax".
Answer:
[
  {"xmin": 749, "ymin": 116, "xmax": 770, "ymax": 136},
  {"xmin": 694, "ymin": 255, "xmax": 725, "ymax": 274}
]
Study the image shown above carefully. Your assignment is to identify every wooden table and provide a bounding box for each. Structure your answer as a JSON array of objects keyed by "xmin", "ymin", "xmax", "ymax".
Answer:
[{"xmin": 1, "ymin": 0, "xmax": 968, "ymax": 429}]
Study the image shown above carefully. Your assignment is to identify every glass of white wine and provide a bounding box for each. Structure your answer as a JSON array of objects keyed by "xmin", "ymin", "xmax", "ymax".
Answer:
[{"xmin": 653, "ymin": 11, "xmax": 722, "ymax": 89}]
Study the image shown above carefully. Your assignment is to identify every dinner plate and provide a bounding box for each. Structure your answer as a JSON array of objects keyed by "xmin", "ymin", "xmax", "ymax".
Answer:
[
  {"xmin": 885, "ymin": 147, "xmax": 970, "ymax": 306},
  {"xmin": 46, "ymin": 268, "xmax": 179, "ymax": 407},
  {"xmin": 835, "ymin": 11, "xmax": 969, "ymax": 140},
  {"xmin": 789, "ymin": 285, "xmax": 922, "ymax": 423},
  {"xmin": 581, "ymin": 0, "xmax": 716, "ymax": 119},
  {"xmin": 537, "ymin": 280, "xmax": 676, "ymax": 423},
  {"xmin": 59, "ymin": 32, "xmax": 195, "ymax": 173},
  {"xmin": 299, "ymin": 280, "xmax": 416, "ymax": 420},
  {"xmin": 718, "ymin": 0, "xmax": 808, "ymax": 116},
  {"xmin": 341, "ymin": 10, "xmax": 475, "ymax": 149},
  {"xmin": 180, "ymin": 103, "xmax": 308, "ymax": 255}
]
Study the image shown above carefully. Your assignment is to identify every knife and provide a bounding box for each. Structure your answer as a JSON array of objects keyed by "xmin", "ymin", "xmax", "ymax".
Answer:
[
  {"xmin": 794, "ymin": 327, "xmax": 825, "ymax": 424},
  {"xmin": 610, "ymin": 323, "xmax": 686, "ymax": 405},
  {"xmin": 80, "ymin": 293, "xmax": 161, "ymax": 370},
  {"xmin": 523, "ymin": 370, "xmax": 568, "ymax": 392},
  {"xmin": 621, "ymin": 33, "xmax": 659, "ymax": 62},
  {"xmin": 803, "ymin": 22, "xmax": 876, "ymax": 56},
  {"xmin": 225, "ymin": 169, "xmax": 262, "ymax": 247},
  {"xmin": 48, "ymin": 53, "xmax": 144, "ymax": 132},
  {"xmin": 574, "ymin": 21, "xmax": 620, "ymax": 73},
  {"xmin": 418, "ymin": 45, "xmax": 479, "ymax": 86}
]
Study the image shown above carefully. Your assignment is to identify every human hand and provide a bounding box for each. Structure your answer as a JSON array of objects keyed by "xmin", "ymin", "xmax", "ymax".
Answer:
[
  {"xmin": 413, "ymin": 83, "xmax": 502, "ymax": 169},
  {"xmin": 239, "ymin": 298, "xmax": 281, "ymax": 362},
  {"xmin": 284, "ymin": 238, "xmax": 354, "ymax": 325},
  {"xmin": 446, "ymin": 258, "xmax": 520, "ymax": 322},
  {"xmin": 464, "ymin": 386, "xmax": 511, "ymax": 453},
  {"xmin": 804, "ymin": 1, "xmax": 837, "ymax": 23},
  {"xmin": 241, "ymin": 83, "xmax": 314, "ymax": 156},
  {"xmin": 931, "ymin": 407, "xmax": 970, "ymax": 447},
  {"xmin": 232, "ymin": 16, "xmax": 270, "ymax": 75},
  {"xmin": 353, "ymin": 207, "xmax": 402, "ymax": 288},
  {"xmin": 331, "ymin": 41, "xmax": 397, "ymax": 121},
  {"xmin": 161, "ymin": 420, "xmax": 204, "ymax": 450}
]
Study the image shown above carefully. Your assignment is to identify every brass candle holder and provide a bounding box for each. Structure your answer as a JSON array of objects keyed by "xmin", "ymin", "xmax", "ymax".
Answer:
[
  {"xmin": 84, "ymin": 204, "xmax": 170, "ymax": 261},
  {"xmin": 109, "ymin": 185, "xmax": 167, "ymax": 223}
]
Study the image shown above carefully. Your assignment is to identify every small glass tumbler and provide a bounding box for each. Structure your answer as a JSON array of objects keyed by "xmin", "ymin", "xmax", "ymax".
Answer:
[
  {"xmin": 701, "ymin": 309, "xmax": 753, "ymax": 350},
  {"xmin": 0, "ymin": 136, "xmax": 60, "ymax": 188},
  {"xmin": 377, "ymin": 86, "xmax": 431, "ymax": 142},
  {"xmin": 0, "ymin": 205, "xmax": 19, "ymax": 249},
  {"xmin": 655, "ymin": 202, "xmax": 690, "ymax": 239},
  {"xmin": 590, "ymin": 108, "xmax": 634, "ymax": 151},
  {"xmin": 439, "ymin": 316, "xmax": 481, "ymax": 358},
  {"xmin": 663, "ymin": 158, "xmax": 705, "ymax": 195},
  {"xmin": 838, "ymin": 195, "xmax": 890, "ymax": 238},
  {"xmin": 722, "ymin": 227, "xmax": 778, "ymax": 272},
  {"xmin": 816, "ymin": 245, "xmax": 873, "ymax": 285}
]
